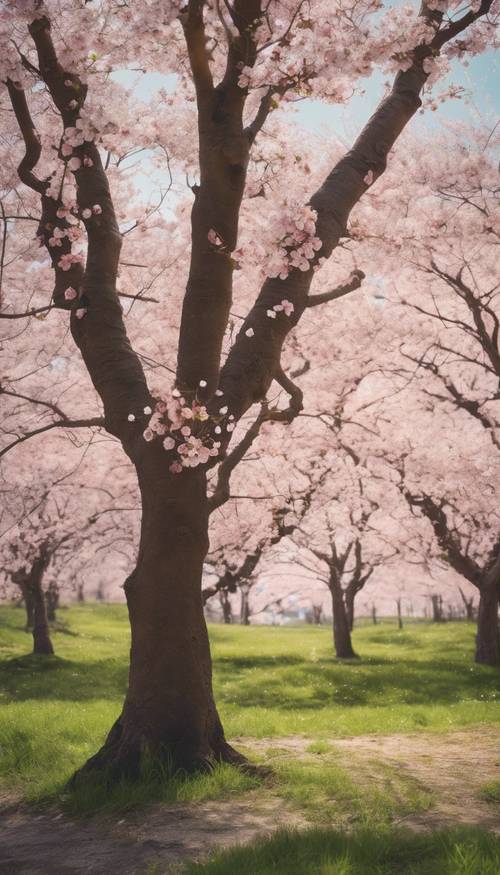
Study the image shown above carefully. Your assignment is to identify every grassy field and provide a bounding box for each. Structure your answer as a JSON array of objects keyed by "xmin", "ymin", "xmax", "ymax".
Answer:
[{"xmin": 0, "ymin": 604, "xmax": 499, "ymax": 873}]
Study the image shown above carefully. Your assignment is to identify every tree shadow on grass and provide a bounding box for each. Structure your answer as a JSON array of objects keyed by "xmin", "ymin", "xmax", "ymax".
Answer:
[
  {"xmin": 0, "ymin": 655, "xmax": 128, "ymax": 703},
  {"xmin": 183, "ymin": 825, "xmax": 500, "ymax": 875},
  {"xmin": 212, "ymin": 654, "xmax": 499, "ymax": 711}
]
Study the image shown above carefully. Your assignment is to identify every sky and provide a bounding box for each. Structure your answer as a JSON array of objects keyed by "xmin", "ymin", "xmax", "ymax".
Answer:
[{"xmin": 113, "ymin": 42, "xmax": 499, "ymax": 150}]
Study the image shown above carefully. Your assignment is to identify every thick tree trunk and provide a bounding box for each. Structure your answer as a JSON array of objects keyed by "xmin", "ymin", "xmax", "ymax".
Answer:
[
  {"xmin": 72, "ymin": 458, "xmax": 244, "ymax": 784},
  {"xmin": 330, "ymin": 585, "xmax": 357, "ymax": 659},
  {"xmin": 31, "ymin": 576, "xmax": 54, "ymax": 655},
  {"xmin": 76, "ymin": 583, "xmax": 85, "ymax": 603},
  {"xmin": 371, "ymin": 604, "xmax": 377, "ymax": 625},
  {"xmin": 475, "ymin": 580, "xmax": 500, "ymax": 667}
]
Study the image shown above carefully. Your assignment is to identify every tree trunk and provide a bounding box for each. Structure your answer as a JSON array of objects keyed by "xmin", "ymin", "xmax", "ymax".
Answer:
[
  {"xmin": 218, "ymin": 589, "xmax": 232, "ymax": 624},
  {"xmin": 45, "ymin": 580, "xmax": 59, "ymax": 622},
  {"xmin": 76, "ymin": 582, "xmax": 85, "ymax": 603},
  {"xmin": 396, "ymin": 598, "xmax": 403, "ymax": 630},
  {"xmin": 240, "ymin": 585, "xmax": 250, "ymax": 626},
  {"xmin": 30, "ymin": 575, "xmax": 54, "ymax": 655},
  {"xmin": 475, "ymin": 580, "xmax": 500, "ymax": 667},
  {"xmin": 371, "ymin": 604, "xmax": 377, "ymax": 625},
  {"xmin": 459, "ymin": 587, "xmax": 475, "ymax": 621},
  {"xmin": 330, "ymin": 585, "xmax": 357, "ymax": 659},
  {"xmin": 344, "ymin": 588, "xmax": 355, "ymax": 632},
  {"xmin": 72, "ymin": 460, "xmax": 244, "ymax": 784},
  {"xmin": 20, "ymin": 582, "xmax": 35, "ymax": 631},
  {"xmin": 431, "ymin": 594, "xmax": 445, "ymax": 622},
  {"xmin": 312, "ymin": 605, "xmax": 323, "ymax": 625}
]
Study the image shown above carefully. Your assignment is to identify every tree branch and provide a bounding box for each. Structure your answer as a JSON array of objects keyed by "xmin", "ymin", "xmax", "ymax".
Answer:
[
  {"xmin": 0, "ymin": 418, "xmax": 104, "ymax": 460},
  {"xmin": 306, "ymin": 269, "xmax": 365, "ymax": 308}
]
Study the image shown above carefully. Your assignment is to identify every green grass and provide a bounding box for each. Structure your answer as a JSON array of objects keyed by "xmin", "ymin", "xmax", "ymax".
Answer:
[
  {"xmin": 477, "ymin": 780, "xmax": 500, "ymax": 804},
  {"xmin": 0, "ymin": 604, "xmax": 498, "ymax": 812},
  {"xmin": 267, "ymin": 757, "xmax": 433, "ymax": 828},
  {"xmin": 182, "ymin": 826, "xmax": 500, "ymax": 875},
  {"xmin": 64, "ymin": 760, "xmax": 260, "ymax": 816}
]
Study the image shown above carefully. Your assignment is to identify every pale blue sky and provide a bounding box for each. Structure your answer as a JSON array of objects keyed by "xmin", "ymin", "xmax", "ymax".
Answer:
[{"xmin": 113, "ymin": 40, "xmax": 498, "ymax": 146}]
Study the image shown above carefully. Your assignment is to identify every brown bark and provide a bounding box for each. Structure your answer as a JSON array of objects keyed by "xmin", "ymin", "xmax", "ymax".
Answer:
[
  {"xmin": 31, "ymin": 572, "xmax": 54, "ymax": 656},
  {"xmin": 11, "ymin": 547, "xmax": 54, "ymax": 655},
  {"xmin": 240, "ymin": 584, "xmax": 251, "ymax": 626},
  {"xmin": 330, "ymin": 583, "xmax": 357, "ymax": 659},
  {"xmin": 45, "ymin": 580, "xmax": 59, "ymax": 622},
  {"xmin": 312, "ymin": 605, "xmax": 323, "ymax": 625},
  {"xmin": 73, "ymin": 457, "xmax": 244, "ymax": 782},
  {"xmin": 396, "ymin": 598, "xmax": 403, "ymax": 630},
  {"xmin": 459, "ymin": 587, "xmax": 475, "ymax": 620},
  {"xmin": 219, "ymin": 589, "xmax": 233, "ymax": 624},
  {"xmin": 475, "ymin": 563, "xmax": 500, "ymax": 667},
  {"xmin": 20, "ymin": 582, "xmax": 35, "ymax": 631},
  {"xmin": 431, "ymin": 594, "xmax": 445, "ymax": 623},
  {"xmin": 344, "ymin": 586, "xmax": 356, "ymax": 632}
]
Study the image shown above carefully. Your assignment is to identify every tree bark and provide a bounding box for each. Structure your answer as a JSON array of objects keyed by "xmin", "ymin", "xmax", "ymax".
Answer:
[
  {"xmin": 371, "ymin": 604, "xmax": 377, "ymax": 625},
  {"xmin": 330, "ymin": 585, "xmax": 357, "ymax": 659},
  {"xmin": 459, "ymin": 587, "xmax": 475, "ymax": 620},
  {"xmin": 72, "ymin": 455, "xmax": 244, "ymax": 782},
  {"xmin": 240, "ymin": 584, "xmax": 250, "ymax": 626},
  {"xmin": 219, "ymin": 589, "xmax": 233, "ymax": 624},
  {"xmin": 31, "ymin": 574, "xmax": 54, "ymax": 655},
  {"xmin": 431, "ymin": 594, "xmax": 445, "ymax": 622},
  {"xmin": 312, "ymin": 605, "xmax": 323, "ymax": 625},
  {"xmin": 20, "ymin": 582, "xmax": 35, "ymax": 631},
  {"xmin": 475, "ymin": 577, "xmax": 500, "ymax": 667},
  {"xmin": 344, "ymin": 588, "xmax": 355, "ymax": 632},
  {"xmin": 45, "ymin": 580, "xmax": 59, "ymax": 622},
  {"xmin": 396, "ymin": 598, "xmax": 403, "ymax": 630}
]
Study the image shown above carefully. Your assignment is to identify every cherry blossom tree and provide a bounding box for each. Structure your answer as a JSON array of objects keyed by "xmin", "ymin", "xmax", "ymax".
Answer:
[
  {"xmin": 1, "ymin": 0, "xmax": 496, "ymax": 781},
  {"xmin": 397, "ymin": 462, "xmax": 500, "ymax": 664},
  {"xmin": 353, "ymin": 126, "xmax": 499, "ymax": 451}
]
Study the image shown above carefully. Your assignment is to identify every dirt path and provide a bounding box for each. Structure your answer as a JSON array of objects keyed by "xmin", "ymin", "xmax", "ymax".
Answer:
[
  {"xmin": 242, "ymin": 726, "xmax": 500, "ymax": 833},
  {"xmin": 1, "ymin": 728, "xmax": 498, "ymax": 875},
  {"xmin": 0, "ymin": 795, "xmax": 303, "ymax": 875}
]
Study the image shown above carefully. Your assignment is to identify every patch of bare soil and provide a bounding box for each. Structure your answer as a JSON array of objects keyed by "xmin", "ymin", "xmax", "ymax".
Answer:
[
  {"xmin": 0, "ymin": 795, "xmax": 304, "ymax": 875},
  {"xmin": 240, "ymin": 726, "xmax": 500, "ymax": 833},
  {"xmin": 0, "ymin": 729, "xmax": 498, "ymax": 874}
]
